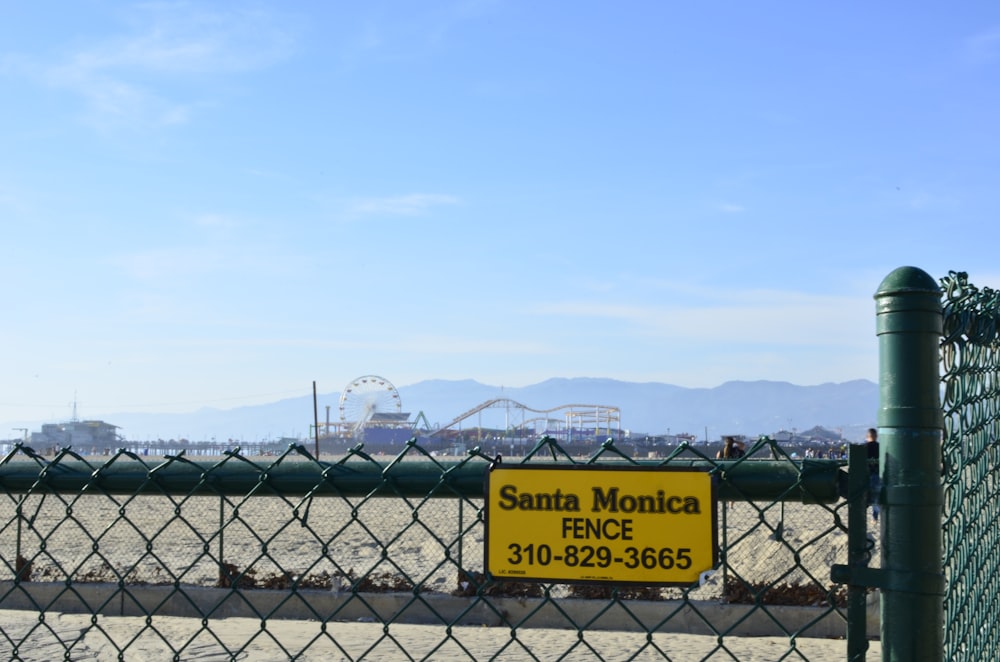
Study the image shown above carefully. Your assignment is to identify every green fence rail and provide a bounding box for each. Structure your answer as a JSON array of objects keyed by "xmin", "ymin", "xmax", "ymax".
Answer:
[{"xmin": 0, "ymin": 436, "xmax": 871, "ymax": 661}]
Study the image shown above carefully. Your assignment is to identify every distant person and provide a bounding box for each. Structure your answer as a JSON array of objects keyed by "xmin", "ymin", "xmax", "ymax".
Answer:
[
  {"xmin": 866, "ymin": 428, "xmax": 881, "ymax": 523},
  {"xmin": 717, "ymin": 436, "xmax": 745, "ymax": 510},
  {"xmin": 717, "ymin": 436, "xmax": 745, "ymax": 460}
]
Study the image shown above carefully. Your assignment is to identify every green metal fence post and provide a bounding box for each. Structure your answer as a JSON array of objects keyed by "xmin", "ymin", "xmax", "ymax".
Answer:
[
  {"xmin": 846, "ymin": 442, "xmax": 871, "ymax": 661},
  {"xmin": 219, "ymin": 496, "xmax": 225, "ymax": 585},
  {"xmin": 14, "ymin": 496, "xmax": 23, "ymax": 582},
  {"xmin": 720, "ymin": 501, "xmax": 728, "ymax": 590},
  {"xmin": 874, "ymin": 266, "xmax": 944, "ymax": 661}
]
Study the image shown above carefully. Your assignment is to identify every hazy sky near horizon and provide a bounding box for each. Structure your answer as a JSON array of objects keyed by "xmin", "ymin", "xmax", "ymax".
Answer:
[{"xmin": 2, "ymin": 1, "xmax": 1000, "ymax": 425}]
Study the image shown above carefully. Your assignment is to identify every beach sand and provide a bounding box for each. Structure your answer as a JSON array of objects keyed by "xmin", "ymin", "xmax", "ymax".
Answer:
[{"xmin": 1, "ymin": 610, "xmax": 880, "ymax": 661}]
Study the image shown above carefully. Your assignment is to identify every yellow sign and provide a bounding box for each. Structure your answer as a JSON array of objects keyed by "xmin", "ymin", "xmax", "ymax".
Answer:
[{"xmin": 485, "ymin": 465, "xmax": 717, "ymax": 585}]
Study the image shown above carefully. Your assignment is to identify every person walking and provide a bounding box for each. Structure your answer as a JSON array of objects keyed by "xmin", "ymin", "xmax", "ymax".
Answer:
[{"xmin": 866, "ymin": 428, "xmax": 881, "ymax": 523}]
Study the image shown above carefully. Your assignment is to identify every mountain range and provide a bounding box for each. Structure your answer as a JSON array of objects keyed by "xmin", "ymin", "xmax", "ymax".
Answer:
[{"xmin": 25, "ymin": 377, "xmax": 879, "ymax": 445}]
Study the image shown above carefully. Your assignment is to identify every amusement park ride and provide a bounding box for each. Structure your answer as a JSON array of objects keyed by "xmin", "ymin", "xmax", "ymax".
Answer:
[{"xmin": 312, "ymin": 375, "xmax": 622, "ymax": 445}]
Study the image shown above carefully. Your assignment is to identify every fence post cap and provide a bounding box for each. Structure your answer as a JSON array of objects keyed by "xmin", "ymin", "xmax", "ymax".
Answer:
[{"xmin": 875, "ymin": 266, "xmax": 939, "ymax": 298}]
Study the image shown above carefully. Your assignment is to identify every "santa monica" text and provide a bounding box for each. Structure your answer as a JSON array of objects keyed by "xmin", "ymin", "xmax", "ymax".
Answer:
[{"xmin": 497, "ymin": 485, "xmax": 702, "ymax": 515}]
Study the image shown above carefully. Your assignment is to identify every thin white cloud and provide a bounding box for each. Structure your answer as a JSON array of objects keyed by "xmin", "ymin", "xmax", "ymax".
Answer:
[
  {"xmin": 718, "ymin": 203, "xmax": 746, "ymax": 214},
  {"xmin": 345, "ymin": 335, "xmax": 545, "ymax": 356},
  {"xmin": 0, "ymin": 181, "xmax": 29, "ymax": 214},
  {"xmin": 111, "ymin": 245, "xmax": 225, "ymax": 281},
  {"xmin": 897, "ymin": 189, "xmax": 959, "ymax": 212},
  {"xmin": 390, "ymin": 334, "xmax": 548, "ymax": 355},
  {"xmin": 338, "ymin": 2, "xmax": 501, "ymax": 67},
  {"xmin": 193, "ymin": 213, "xmax": 241, "ymax": 231},
  {"xmin": 963, "ymin": 26, "xmax": 1000, "ymax": 64},
  {"xmin": 17, "ymin": 3, "xmax": 297, "ymax": 127},
  {"xmin": 532, "ymin": 289, "xmax": 871, "ymax": 348},
  {"xmin": 44, "ymin": 64, "xmax": 187, "ymax": 126},
  {"xmin": 107, "ymin": 211, "xmax": 250, "ymax": 281},
  {"xmin": 107, "ymin": 219, "xmax": 312, "ymax": 291},
  {"xmin": 348, "ymin": 193, "xmax": 461, "ymax": 217},
  {"xmin": 98, "ymin": 4, "xmax": 297, "ymax": 74},
  {"xmin": 138, "ymin": 334, "xmax": 550, "ymax": 356}
]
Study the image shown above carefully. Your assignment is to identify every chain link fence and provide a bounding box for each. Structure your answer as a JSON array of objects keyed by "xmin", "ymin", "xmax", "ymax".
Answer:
[
  {"xmin": 940, "ymin": 271, "xmax": 1000, "ymax": 660},
  {"xmin": 0, "ymin": 434, "xmax": 871, "ymax": 660}
]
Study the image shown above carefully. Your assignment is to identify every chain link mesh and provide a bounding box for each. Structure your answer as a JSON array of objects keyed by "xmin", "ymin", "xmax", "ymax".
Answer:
[
  {"xmin": 940, "ymin": 271, "xmax": 1000, "ymax": 660},
  {"xmin": 0, "ymin": 435, "xmax": 863, "ymax": 660}
]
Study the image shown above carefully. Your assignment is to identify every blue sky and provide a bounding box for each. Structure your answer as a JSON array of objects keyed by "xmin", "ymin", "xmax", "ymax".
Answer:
[{"xmin": 2, "ymin": 1, "xmax": 999, "ymax": 426}]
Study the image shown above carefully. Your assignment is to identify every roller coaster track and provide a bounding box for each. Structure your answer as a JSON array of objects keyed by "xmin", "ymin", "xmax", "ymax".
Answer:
[{"xmin": 428, "ymin": 398, "xmax": 620, "ymax": 436}]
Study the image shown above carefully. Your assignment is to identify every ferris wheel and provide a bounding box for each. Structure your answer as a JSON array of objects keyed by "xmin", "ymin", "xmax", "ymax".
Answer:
[{"xmin": 339, "ymin": 375, "xmax": 402, "ymax": 434}]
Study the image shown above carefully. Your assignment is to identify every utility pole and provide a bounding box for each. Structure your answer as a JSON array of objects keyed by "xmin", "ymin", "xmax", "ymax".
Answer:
[{"xmin": 313, "ymin": 381, "xmax": 320, "ymax": 458}]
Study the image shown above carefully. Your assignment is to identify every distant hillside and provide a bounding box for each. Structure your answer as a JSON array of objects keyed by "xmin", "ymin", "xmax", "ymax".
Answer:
[{"xmin": 28, "ymin": 377, "xmax": 879, "ymax": 444}]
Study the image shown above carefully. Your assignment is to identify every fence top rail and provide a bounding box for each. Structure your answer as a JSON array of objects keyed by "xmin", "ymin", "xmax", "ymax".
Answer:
[{"xmin": 0, "ymin": 439, "xmax": 843, "ymax": 502}]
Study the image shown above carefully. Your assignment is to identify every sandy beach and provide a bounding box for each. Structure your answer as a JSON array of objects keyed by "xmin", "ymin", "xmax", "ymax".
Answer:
[{"xmin": 1, "ymin": 609, "xmax": 879, "ymax": 661}]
